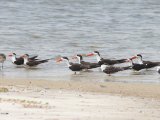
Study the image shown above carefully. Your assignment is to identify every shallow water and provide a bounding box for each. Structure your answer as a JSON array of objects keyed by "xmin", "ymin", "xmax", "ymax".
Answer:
[{"xmin": 0, "ymin": 0, "xmax": 160, "ymax": 83}]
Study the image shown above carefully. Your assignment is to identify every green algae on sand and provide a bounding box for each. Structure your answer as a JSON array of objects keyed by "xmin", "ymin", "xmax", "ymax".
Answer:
[{"xmin": 0, "ymin": 87, "xmax": 8, "ymax": 92}]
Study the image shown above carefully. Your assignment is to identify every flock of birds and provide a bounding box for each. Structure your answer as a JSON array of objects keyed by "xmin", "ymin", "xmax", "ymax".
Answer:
[
  {"xmin": 0, "ymin": 51, "xmax": 160, "ymax": 75},
  {"xmin": 0, "ymin": 53, "xmax": 53, "ymax": 69},
  {"xmin": 56, "ymin": 51, "xmax": 160, "ymax": 75}
]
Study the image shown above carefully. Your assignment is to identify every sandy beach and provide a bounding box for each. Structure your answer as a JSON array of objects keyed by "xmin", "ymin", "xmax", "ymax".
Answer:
[
  {"xmin": 0, "ymin": 78, "xmax": 160, "ymax": 120},
  {"xmin": 1, "ymin": 0, "xmax": 160, "ymax": 119}
]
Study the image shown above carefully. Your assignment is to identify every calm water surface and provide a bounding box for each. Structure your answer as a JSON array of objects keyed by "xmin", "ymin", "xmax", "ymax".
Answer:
[{"xmin": 0, "ymin": 0, "xmax": 160, "ymax": 83}]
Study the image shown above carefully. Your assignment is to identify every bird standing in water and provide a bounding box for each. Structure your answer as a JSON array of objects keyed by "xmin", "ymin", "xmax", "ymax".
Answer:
[
  {"xmin": 100, "ymin": 64, "xmax": 131, "ymax": 75},
  {"xmin": 0, "ymin": 53, "xmax": 6, "ymax": 70},
  {"xmin": 87, "ymin": 51, "xmax": 127, "ymax": 66},
  {"xmin": 22, "ymin": 54, "xmax": 49, "ymax": 68},
  {"xmin": 8, "ymin": 53, "xmax": 39, "ymax": 66},
  {"xmin": 56, "ymin": 57, "xmax": 87, "ymax": 74},
  {"xmin": 132, "ymin": 54, "xmax": 160, "ymax": 69},
  {"xmin": 73, "ymin": 54, "xmax": 100, "ymax": 69}
]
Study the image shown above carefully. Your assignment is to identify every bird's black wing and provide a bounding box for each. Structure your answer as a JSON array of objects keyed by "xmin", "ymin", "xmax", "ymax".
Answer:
[
  {"xmin": 81, "ymin": 61, "xmax": 100, "ymax": 69},
  {"xmin": 100, "ymin": 58, "xmax": 126, "ymax": 65},
  {"xmin": 29, "ymin": 55, "xmax": 39, "ymax": 60},
  {"xmin": 143, "ymin": 61, "xmax": 160, "ymax": 69},
  {"xmin": 132, "ymin": 63, "xmax": 146, "ymax": 71},
  {"xmin": 26, "ymin": 59, "xmax": 48, "ymax": 66},
  {"xmin": 14, "ymin": 57, "xmax": 24, "ymax": 65},
  {"xmin": 103, "ymin": 66, "xmax": 122, "ymax": 74}
]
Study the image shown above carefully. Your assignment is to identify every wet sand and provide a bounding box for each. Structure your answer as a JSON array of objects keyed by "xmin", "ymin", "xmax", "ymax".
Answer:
[
  {"xmin": 0, "ymin": 78, "xmax": 160, "ymax": 120},
  {"xmin": 1, "ymin": 78, "xmax": 160, "ymax": 99}
]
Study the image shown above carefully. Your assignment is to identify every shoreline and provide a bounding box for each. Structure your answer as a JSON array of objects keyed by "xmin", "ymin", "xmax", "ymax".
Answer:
[
  {"xmin": 0, "ymin": 78, "xmax": 160, "ymax": 119},
  {"xmin": 0, "ymin": 78, "xmax": 160, "ymax": 99}
]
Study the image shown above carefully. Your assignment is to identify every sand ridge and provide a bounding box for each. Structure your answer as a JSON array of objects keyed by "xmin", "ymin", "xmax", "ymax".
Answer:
[{"xmin": 0, "ymin": 78, "xmax": 160, "ymax": 99}]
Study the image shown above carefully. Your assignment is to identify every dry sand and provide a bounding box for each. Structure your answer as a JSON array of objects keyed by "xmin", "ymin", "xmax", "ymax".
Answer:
[{"xmin": 0, "ymin": 78, "xmax": 160, "ymax": 120}]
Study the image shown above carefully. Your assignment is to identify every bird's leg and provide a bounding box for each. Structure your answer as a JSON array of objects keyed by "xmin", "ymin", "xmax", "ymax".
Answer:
[
  {"xmin": 0, "ymin": 63, "xmax": 2, "ymax": 70},
  {"xmin": 74, "ymin": 72, "xmax": 76, "ymax": 75},
  {"xmin": 2, "ymin": 63, "xmax": 3, "ymax": 69}
]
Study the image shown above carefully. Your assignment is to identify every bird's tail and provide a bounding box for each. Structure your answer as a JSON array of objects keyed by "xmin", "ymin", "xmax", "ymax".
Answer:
[
  {"xmin": 38, "ymin": 59, "xmax": 49, "ymax": 63},
  {"xmin": 41, "ymin": 58, "xmax": 55, "ymax": 62},
  {"xmin": 117, "ymin": 59, "xmax": 127, "ymax": 63},
  {"xmin": 47, "ymin": 58, "xmax": 56, "ymax": 61},
  {"xmin": 90, "ymin": 63, "xmax": 100, "ymax": 68},
  {"xmin": 37, "ymin": 58, "xmax": 56, "ymax": 63},
  {"xmin": 156, "ymin": 62, "xmax": 160, "ymax": 66}
]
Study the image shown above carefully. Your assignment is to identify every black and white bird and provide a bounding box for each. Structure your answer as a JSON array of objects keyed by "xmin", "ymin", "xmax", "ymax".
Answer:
[
  {"xmin": 133, "ymin": 54, "xmax": 160, "ymax": 69},
  {"xmin": 8, "ymin": 53, "xmax": 38, "ymax": 65},
  {"xmin": 22, "ymin": 54, "xmax": 49, "ymax": 67},
  {"xmin": 87, "ymin": 51, "xmax": 127, "ymax": 66},
  {"xmin": 0, "ymin": 53, "xmax": 6, "ymax": 69},
  {"xmin": 73, "ymin": 54, "xmax": 100, "ymax": 69},
  {"xmin": 56, "ymin": 57, "xmax": 87, "ymax": 74},
  {"xmin": 100, "ymin": 64, "xmax": 131, "ymax": 75},
  {"xmin": 126, "ymin": 58, "xmax": 147, "ymax": 71}
]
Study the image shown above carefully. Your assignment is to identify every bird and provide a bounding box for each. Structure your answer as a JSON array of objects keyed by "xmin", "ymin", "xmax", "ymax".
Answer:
[
  {"xmin": 56, "ymin": 57, "xmax": 87, "ymax": 74},
  {"xmin": 157, "ymin": 66, "xmax": 160, "ymax": 74},
  {"xmin": 0, "ymin": 53, "xmax": 6, "ymax": 69},
  {"xmin": 22, "ymin": 54, "xmax": 49, "ymax": 67},
  {"xmin": 87, "ymin": 51, "xmax": 127, "ymax": 66},
  {"xmin": 73, "ymin": 54, "xmax": 100, "ymax": 69},
  {"xmin": 8, "ymin": 53, "xmax": 38, "ymax": 65},
  {"xmin": 131, "ymin": 54, "xmax": 160, "ymax": 69},
  {"xmin": 126, "ymin": 58, "xmax": 147, "ymax": 71},
  {"xmin": 100, "ymin": 64, "xmax": 131, "ymax": 75}
]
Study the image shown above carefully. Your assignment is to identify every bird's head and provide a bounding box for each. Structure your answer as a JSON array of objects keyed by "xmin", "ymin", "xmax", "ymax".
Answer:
[
  {"xmin": 86, "ymin": 51, "xmax": 100, "ymax": 57},
  {"xmin": 56, "ymin": 57, "xmax": 69, "ymax": 63},
  {"xmin": 136, "ymin": 54, "xmax": 142, "ymax": 59},
  {"xmin": 8, "ymin": 52, "xmax": 16, "ymax": 57}
]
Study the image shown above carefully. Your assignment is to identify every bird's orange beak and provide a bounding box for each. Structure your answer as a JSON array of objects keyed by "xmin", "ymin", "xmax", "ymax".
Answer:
[
  {"xmin": 20, "ymin": 55, "xmax": 24, "ymax": 58},
  {"xmin": 125, "ymin": 56, "xmax": 137, "ymax": 62},
  {"xmin": 21, "ymin": 55, "xmax": 26, "ymax": 58},
  {"xmin": 125, "ymin": 59, "xmax": 131, "ymax": 62},
  {"xmin": 130, "ymin": 56, "xmax": 137, "ymax": 60},
  {"xmin": 56, "ymin": 58, "xmax": 62, "ymax": 63},
  {"xmin": 8, "ymin": 53, "xmax": 13, "ymax": 57},
  {"xmin": 86, "ymin": 53, "xmax": 94, "ymax": 57}
]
